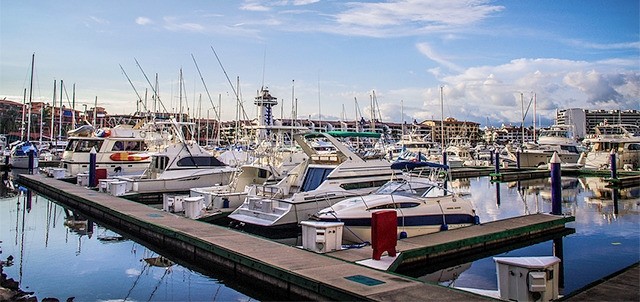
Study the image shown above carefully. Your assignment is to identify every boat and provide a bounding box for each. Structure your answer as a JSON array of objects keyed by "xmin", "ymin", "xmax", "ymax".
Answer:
[
  {"xmin": 312, "ymin": 161, "xmax": 478, "ymax": 243},
  {"xmin": 113, "ymin": 120, "xmax": 236, "ymax": 194},
  {"xmin": 580, "ymin": 123, "xmax": 640, "ymax": 170},
  {"xmin": 0, "ymin": 134, "xmax": 7, "ymax": 150},
  {"xmin": 227, "ymin": 131, "xmax": 400, "ymax": 236},
  {"xmin": 190, "ymin": 151, "xmax": 307, "ymax": 212},
  {"xmin": 8, "ymin": 141, "xmax": 39, "ymax": 169},
  {"xmin": 60, "ymin": 120, "xmax": 172, "ymax": 177},
  {"xmin": 511, "ymin": 125, "xmax": 583, "ymax": 168}
]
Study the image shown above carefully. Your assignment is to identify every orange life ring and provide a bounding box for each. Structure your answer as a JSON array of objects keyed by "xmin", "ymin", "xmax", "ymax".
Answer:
[{"xmin": 109, "ymin": 152, "xmax": 150, "ymax": 161}]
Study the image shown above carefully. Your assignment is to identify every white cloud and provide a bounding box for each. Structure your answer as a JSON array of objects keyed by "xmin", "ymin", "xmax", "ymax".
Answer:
[
  {"xmin": 163, "ymin": 17, "xmax": 205, "ymax": 32},
  {"xmin": 241, "ymin": 1, "xmax": 271, "ymax": 11},
  {"xmin": 89, "ymin": 16, "xmax": 109, "ymax": 25},
  {"xmin": 422, "ymin": 58, "xmax": 640, "ymax": 125},
  {"xmin": 416, "ymin": 42, "xmax": 463, "ymax": 72},
  {"xmin": 333, "ymin": 0, "xmax": 504, "ymax": 37},
  {"xmin": 135, "ymin": 17, "xmax": 153, "ymax": 25}
]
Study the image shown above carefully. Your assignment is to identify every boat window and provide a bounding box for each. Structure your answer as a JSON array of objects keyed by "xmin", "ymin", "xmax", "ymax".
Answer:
[
  {"xmin": 112, "ymin": 141, "xmax": 124, "ymax": 151},
  {"xmin": 154, "ymin": 156, "xmax": 169, "ymax": 170},
  {"xmin": 628, "ymin": 143, "xmax": 640, "ymax": 151},
  {"xmin": 301, "ymin": 167, "xmax": 334, "ymax": 192},
  {"xmin": 258, "ymin": 169, "xmax": 269, "ymax": 179},
  {"xmin": 369, "ymin": 202, "xmax": 420, "ymax": 210},
  {"xmin": 340, "ymin": 179, "xmax": 389, "ymax": 191},
  {"xmin": 124, "ymin": 141, "xmax": 142, "ymax": 151},
  {"xmin": 65, "ymin": 140, "xmax": 79, "ymax": 151},
  {"xmin": 176, "ymin": 156, "xmax": 226, "ymax": 167},
  {"xmin": 422, "ymin": 186, "xmax": 446, "ymax": 197},
  {"xmin": 75, "ymin": 140, "xmax": 103, "ymax": 153},
  {"xmin": 560, "ymin": 145, "xmax": 578, "ymax": 153}
]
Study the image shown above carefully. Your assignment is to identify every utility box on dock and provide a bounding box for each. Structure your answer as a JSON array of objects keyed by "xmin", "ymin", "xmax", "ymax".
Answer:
[
  {"xmin": 300, "ymin": 221, "xmax": 344, "ymax": 253},
  {"xmin": 494, "ymin": 256, "xmax": 560, "ymax": 302},
  {"xmin": 109, "ymin": 181, "xmax": 127, "ymax": 196},
  {"xmin": 51, "ymin": 168, "xmax": 66, "ymax": 179},
  {"xmin": 77, "ymin": 173, "xmax": 89, "ymax": 186},
  {"xmin": 183, "ymin": 196, "xmax": 204, "ymax": 219},
  {"xmin": 163, "ymin": 194, "xmax": 188, "ymax": 213},
  {"xmin": 98, "ymin": 179, "xmax": 117, "ymax": 193}
]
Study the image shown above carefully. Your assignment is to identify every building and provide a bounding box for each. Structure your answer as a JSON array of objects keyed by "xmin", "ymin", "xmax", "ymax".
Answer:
[
  {"xmin": 557, "ymin": 109, "xmax": 640, "ymax": 139},
  {"xmin": 421, "ymin": 117, "xmax": 481, "ymax": 146}
]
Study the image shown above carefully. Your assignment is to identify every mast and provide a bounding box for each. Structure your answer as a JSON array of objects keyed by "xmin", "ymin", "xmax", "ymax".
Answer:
[
  {"xmin": 93, "ymin": 96, "xmax": 97, "ymax": 126},
  {"xmin": 401, "ymin": 100, "xmax": 405, "ymax": 136},
  {"xmin": 50, "ymin": 80, "xmax": 56, "ymax": 142},
  {"xmin": 533, "ymin": 93, "xmax": 537, "ymax": 142},
  {"xmin": 520, "ymin": 92, "xmax": 525, "ymax": 144},
  {"xmin": 27, "ymin": 53, "xmax": 35, "ymax": 141},
  {"xmin": 58, "ymin": 80, "xmax": 63, "ymax": 138},
  {"xmin": 20, "ymin": 88, "xmax": 26, "ymax": 141},
  {"xmin": 71, "ymin": 83, "xmax": 76, "ymax": 130},
  {"xmin": 440, "ymin": 86, "xmax": 444, "ymax": 149}
]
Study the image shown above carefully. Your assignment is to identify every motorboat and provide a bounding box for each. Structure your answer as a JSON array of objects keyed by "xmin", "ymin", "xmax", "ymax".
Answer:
[
  {"xmin": 190, "ymin": 151, "xmax": 307, "ymax": 212},
  {"xmin": 114, "ymin": 120, "xmax": 237, "ymax": 194},
  {"xmin": 512, "ymin": 125, "xmax": 583, "ymax": 168},
  {"xmin": 60, "ymin": 120, "xmax": 173, "ymax": 177},
  {"xmin": 227, "ymin": 131, "xmax": 400, "ymax": 236},
  {"xmin": 580, "ymin": 123, "xmax": 640, "ymax": 170},
  {"xmin": 8, "ymin": 141, "xmax": 39, "ymax": 169},
  {"xmin": 312, "ymin": 161, "xmax": 478, "ymax": 243}
]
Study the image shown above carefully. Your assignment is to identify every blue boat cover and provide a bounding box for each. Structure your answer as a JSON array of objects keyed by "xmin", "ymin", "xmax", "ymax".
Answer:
[{"xmin": 390, "ymin": 160, "xmax": 449, "ymax": 171}]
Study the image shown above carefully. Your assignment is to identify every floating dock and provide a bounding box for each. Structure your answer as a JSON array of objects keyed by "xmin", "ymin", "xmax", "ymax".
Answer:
[{"xmin": 18, "ymin": 174, "xmax": 575, "ymax": 301}]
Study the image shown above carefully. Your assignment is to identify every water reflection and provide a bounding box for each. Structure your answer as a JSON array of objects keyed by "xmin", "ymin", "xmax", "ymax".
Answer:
[{"xmin": 0, "ymin": 188, "xmax": 262, "ymax": 301}]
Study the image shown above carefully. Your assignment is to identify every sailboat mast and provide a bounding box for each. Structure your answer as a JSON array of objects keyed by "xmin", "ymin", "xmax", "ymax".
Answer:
[
  {"xmin": 58, "ymin": 80, "xmax": 63, "ymax": 138},
  {"xmin": 50, "ymin": 80, "xmax": 56, "ymax": 142},
  {"xmin": 20, "ymin": 88, "xmax": 26, "ymax": 141},
  {"xmin": 533, "ymin": 93, "xmax": 537, "ymax": 142},
  {"xmin": 72, "ymin": 83, "xmax": 76, "ymax": 130},
  {"xmin": 27, "ymin": 53, "xmax": 35, "ymax": 141},
  {"xmin": 520, "ymin": 92, "xmax": 525, "ymax": 144},
  {"xmin": 440, "ymin": 86, "xmax": 444, "ymax": 149}
]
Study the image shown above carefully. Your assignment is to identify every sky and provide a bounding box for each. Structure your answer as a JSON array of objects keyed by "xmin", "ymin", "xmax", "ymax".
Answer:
[{"xmin": 1, "ymin": 0, "xmax": 638, "ymax": 128}]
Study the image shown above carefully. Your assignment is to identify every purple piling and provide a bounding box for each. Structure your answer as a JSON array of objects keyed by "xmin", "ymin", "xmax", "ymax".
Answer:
[{"xmin": 550, "ymin": 152, "xmax": 562, "ymax": 215}]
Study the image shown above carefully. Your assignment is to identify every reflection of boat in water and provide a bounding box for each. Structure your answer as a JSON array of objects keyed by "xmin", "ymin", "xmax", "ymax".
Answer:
[
  {"xmin": 143, "ymin": 256, "xmax": 174, "ymax": 268},
  {"xmin": 580, "ymin": 177, "xmax": 640, "ymax": 217},
  {"xmin": 419, "ymin": 263, "xmax": 472, "ymax": 285}
]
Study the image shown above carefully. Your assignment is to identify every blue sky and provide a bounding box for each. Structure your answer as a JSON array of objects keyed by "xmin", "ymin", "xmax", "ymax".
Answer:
[{"xmin": 1, "ymin": 0, "xmax": 638, "ymax": 127}]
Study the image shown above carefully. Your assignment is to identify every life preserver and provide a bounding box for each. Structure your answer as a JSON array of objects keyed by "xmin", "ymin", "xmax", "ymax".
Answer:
[
  {"xmin": 139, "ymin": 131, "xmax": 146, "ymax": 138},
  {"xmin": 110, "ymin": 152, "xmax": 150, "ymax": 161}
]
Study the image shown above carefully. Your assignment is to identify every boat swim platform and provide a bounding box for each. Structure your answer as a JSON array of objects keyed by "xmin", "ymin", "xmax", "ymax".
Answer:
[
  {"xmin": 17, "ymin": 174, "xmax": 574, "ymax": 301},
  {"xmin": 17, "ymin": 173, "xmax": 495, "ymax": 301}
]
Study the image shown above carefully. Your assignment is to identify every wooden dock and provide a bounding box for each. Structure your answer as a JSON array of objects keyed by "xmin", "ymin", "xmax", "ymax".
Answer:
[
  {"xmin": 562, "ymin": 262, "xmax": 639, "ymax": 301},
  {"xmin": 18, "ymin": 174, "xmax": 576, "ymax": 301}
]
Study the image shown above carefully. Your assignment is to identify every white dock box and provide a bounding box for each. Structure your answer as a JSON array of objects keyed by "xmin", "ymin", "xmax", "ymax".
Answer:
[
  {"xmin": 77, "ymin": 173, "xmax": 89, "ymax": 186},
  {"xmin": 162, "ymin": 194, "xmax": 188, "ymax": 213},
  {"xmin": 109, "ymin": 181, "xmax": 127, "ymax": 196},
  {"xmin": 494, "ymin": 256, "xmax": 561, "ymax": 302},
  {"xmin": 183, "ymin": 196, "xmax": 204, "ymax": 219},
  {"xmin": 51, "ymin": 168, "xmax": 66, "ymax": 179},
  {"xmin": 98, "ymin": 179, "xmax": 117, "ymax": 193},
  {"xmin": 300, "ymin": 221, "xmax": 344, "ymax": 253}
]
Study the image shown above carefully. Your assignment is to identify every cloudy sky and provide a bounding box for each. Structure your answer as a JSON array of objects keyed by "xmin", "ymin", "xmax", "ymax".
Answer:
[{"xmin": 1, "ymin": 0, "xmax": 638, "ymax": 127}]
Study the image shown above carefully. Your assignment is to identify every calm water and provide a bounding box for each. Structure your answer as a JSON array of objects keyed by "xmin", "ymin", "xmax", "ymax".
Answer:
[{"xmin": 1, "ymin": 172, "xmax": 638, "ymax": 300}]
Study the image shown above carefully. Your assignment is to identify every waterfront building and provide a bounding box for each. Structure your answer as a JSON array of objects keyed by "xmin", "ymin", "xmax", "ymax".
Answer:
[
  {"xmin": 556, "ymin": 108, "xmax": 640, "ymax": 139},
  {"xmin": 421, "ymin": 118, "xmax": 481, "ymax": 146}
]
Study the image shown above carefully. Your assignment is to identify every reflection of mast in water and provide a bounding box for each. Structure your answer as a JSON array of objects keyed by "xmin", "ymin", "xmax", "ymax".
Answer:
[
  {"xmin": 18, "ymin": 190, "xmax": 31, "ymax": 284},
  {"xmin": 45, "ymin": 201, "xmax": 53, "ymax": 247},
  {"xmin": 495, "ymin": 182, "xmax": 501, "ymax": 205}
]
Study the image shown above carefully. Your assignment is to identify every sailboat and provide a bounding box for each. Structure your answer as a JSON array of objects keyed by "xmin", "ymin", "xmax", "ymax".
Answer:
[{"xmin": 9, "ymin": 53, "xmax": 39, "ymax": 170}]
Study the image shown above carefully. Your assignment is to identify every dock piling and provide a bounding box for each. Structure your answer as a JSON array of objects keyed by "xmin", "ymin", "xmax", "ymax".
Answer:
[
  {"xmin": 610, "ymin": 149, "xmax": 617, "ymax": 180},
  {"xmin": 28, "ymin": 149, "xmax": 35, "ymax": 174},
  {"xmin": 550, "ymin": 152, "xmax": 562, "ymax": 215},
  {"xmin": 89, "ymin": 147, "xmax": 97, "ymax": 187},
  {"xmin": 494, "ymin": 149, "xmax": 500, "ymax": 174}
]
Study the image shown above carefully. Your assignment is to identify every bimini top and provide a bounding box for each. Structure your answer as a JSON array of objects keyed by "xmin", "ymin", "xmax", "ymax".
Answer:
[
  {"xmin": 304, "ymin": 131, "xmax": 381, "ymax": 139},
  {"xmin": 390, "ymin": 160, "xmax": 449, "ymax": 171}
]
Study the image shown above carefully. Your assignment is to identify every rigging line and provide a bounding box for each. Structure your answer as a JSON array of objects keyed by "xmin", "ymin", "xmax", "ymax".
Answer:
[
  {"xmin": 124, "ymin": 261, "xmax": 151, "ymax": 301},
  {"xmin": 210, "ymin": 46, "xmax": 250, "ymax": 122},
  {"xmin": 134, "ymin": 58, "xmax": 169, "ymax": 114},
  {"xmin": 119, "ymin": 64, "xmax": 147, "ymax": 112},
  {"xmin": 190, "ymin": 54, "xmax": 220, "ymax": 120},
  {"xmin": 147, "ymin": 267, "xmax": 172, "ymax": 302}
]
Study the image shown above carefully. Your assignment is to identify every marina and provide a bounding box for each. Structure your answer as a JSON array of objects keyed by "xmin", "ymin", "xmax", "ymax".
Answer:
[{"xmin": 1, "ymin": 168, "xmax": 637, "ymax": 299}]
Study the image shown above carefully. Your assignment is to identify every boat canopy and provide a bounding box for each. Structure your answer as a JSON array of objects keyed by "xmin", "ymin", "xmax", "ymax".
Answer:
[
  {"xmin": 390, "ymin": 160, "xmax": 449, "ymax": 171},
  {"xmin": 304, "ymin": 131, "xmax": 381, "ymax": 139}
]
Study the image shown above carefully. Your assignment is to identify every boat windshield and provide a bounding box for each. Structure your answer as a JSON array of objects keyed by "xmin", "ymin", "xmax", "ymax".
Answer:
[{"xmin": 375, "ymin": 180, "xmax": 436, "ymax": 196}]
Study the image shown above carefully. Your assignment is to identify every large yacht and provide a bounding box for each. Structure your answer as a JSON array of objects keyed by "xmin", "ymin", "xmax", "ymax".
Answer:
[
  {"xmin": 580, "ymin": 123, "xmax": 640, "ymax": 170},
  {"xmin": 513, "ymin": 125, "xmax": 584, "ymax": 168}
]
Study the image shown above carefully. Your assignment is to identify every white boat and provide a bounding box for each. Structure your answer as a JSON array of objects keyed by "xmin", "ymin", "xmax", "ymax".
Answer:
[
  {"xmin": 228, "ymin": 131, "xmax": 400, "ymax": 236},
  {"xmin": 190, "ymin": 151, "xmax": 307, "ymax": 211},
  {"xmin": 60, "ymin": 121, "xmax": 172, "ymax": 177},
  {"xmin": 8, "ymin": 141, "xmax": 39, "ymax": 169},
  {"xmin": 114, "ymin": 120, "xmax": 237, "ymax": 194},
  {"xmin": 0, "ymin": 134, "xmax": 7, "ymax": 150},
  {"xmin": 514, "ymin": 125, "xmax": 583, "ymax": 168},
  {"xmin": 313, "ymin": 161, "xmax": 478, "ymax": 243},
  {"xmin": 580, "ymin": 123, "xmax": 640, "ymax": 170}
]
